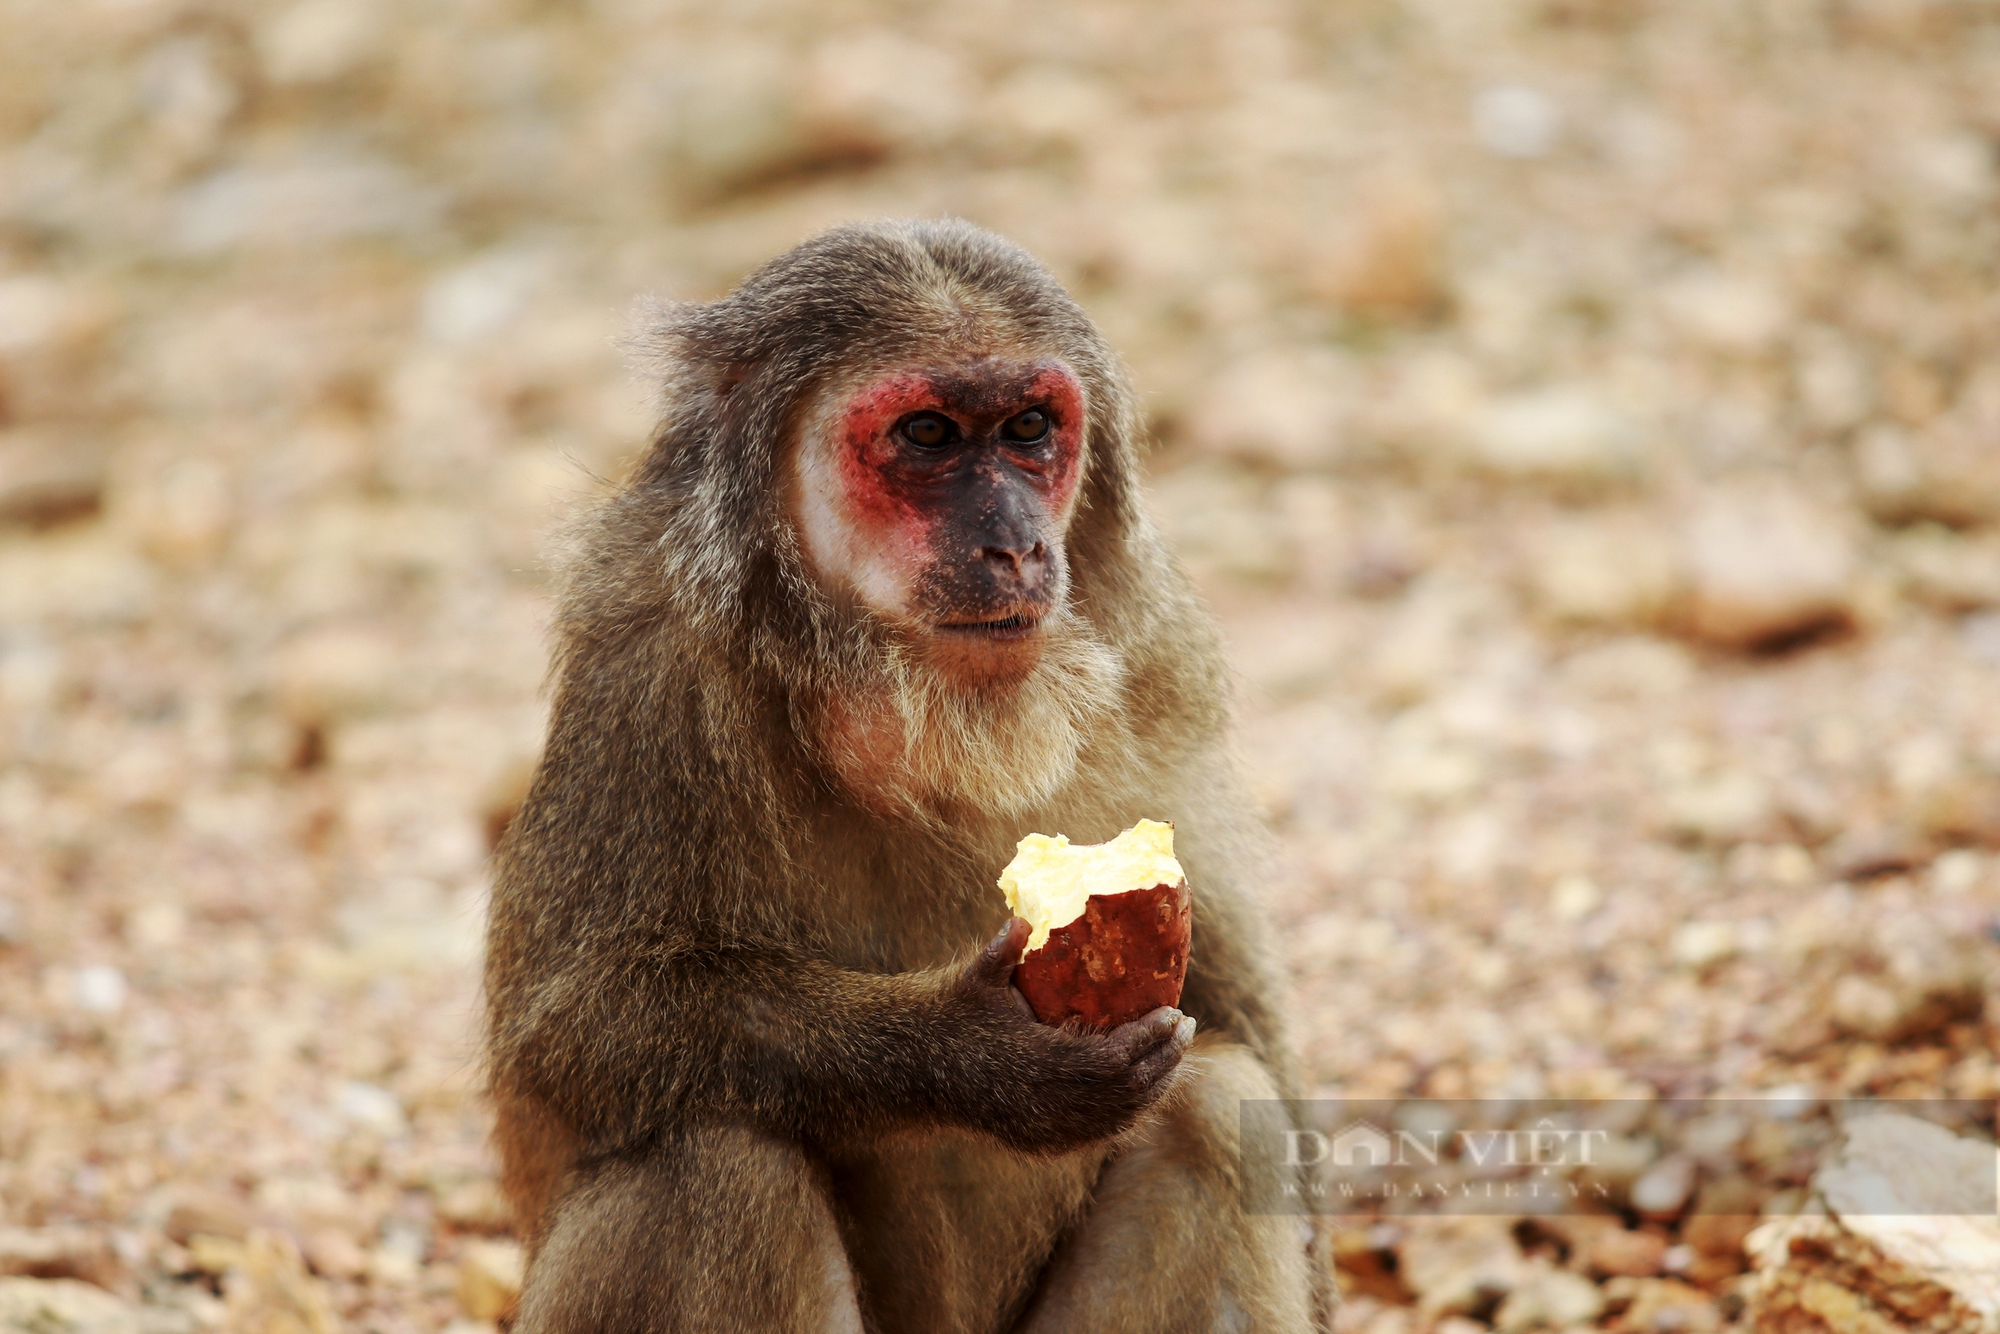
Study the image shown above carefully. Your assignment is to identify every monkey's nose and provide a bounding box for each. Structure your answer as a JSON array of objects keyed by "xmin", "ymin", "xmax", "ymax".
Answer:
[{"xmin": 979, "ymin": 540, "xmax": 1047, "ymax": 579}]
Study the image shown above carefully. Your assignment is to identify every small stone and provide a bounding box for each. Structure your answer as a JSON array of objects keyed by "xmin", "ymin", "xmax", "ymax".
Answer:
[
  {"xmin": 299, "ymin": 1228, "xmax": 365, "ymax": 1281},
  {"xmin": 1307, "ymin": 175, "xmax": 1449, "ymax": 321},
  {"xmin": 1492, "ymin": 1259, "xmax": 1605, "ymax": 1331},
  {"xmin": 1549, "ymin": 874, "xmax": 1602, "ymax": 922},
  {"xmin": 1183, "ymin": 347, "xmax": 1353, "ymax": 469},
  {"xmin": 334, "ymin": 1081, "xmax": 407, "ymax": 1137},
  {"xmin": 365, "ymin": 1245, "xmax": 420, "ymax": 1287},
  {"xmin": 1855, "ymin": 423, "xmax": 2000, "ymax": 528},
  {"xmin": 1630, "ymin": 1154, "xmax": 1697, "ymax": 1216},
  {"xmin": 801, "ymin": 31, "xmax": 968, "ymax": 156},
  {"xmin": 215, "ymin": 1232, "xmax": 340, "ymax": 1334},
  {"xmin": 0, "ymin": 532, "xmax": 155, "ymax": 626},
  {"xmin": 455, "ymin": 1240, "xmax": 524, "ymax": 1323},
  {"xmin": 1660, "ymin": 271, "xmax": 1789, "ymax": 354},
  {"xmin": 1887, "ymin": 525, "xmax": 2000, "ymax": 613},
  {"xmin": 1663, "ymin": 771, "xmax": 1773, "ymax": 846},
  {"xmin": 1746, "ymin": 1114, "xmax": 2000, "ymax": 1332},
  {"xmin": 1465, "ymin": 386, "xmax": 1647, "ymax": 490},
  {"xmin": 122, "ymin": 460, "xmax": 232, "ymax": 569},
  {"xmin": 1525, "ymin": 512, "xmax": 1678, "ymax": 628},
  {"xmin": 1680, "ymin": 487, "xmax": 1855, "ymax": 650},
  {"xmin": 0, "ymin": 1278, "xmax": 137, "ymax": 1334},
  {"xmin": 1603, "ymin": 1277, "xmax": 1722, "ymax": 1332},
  {"xmin": 1670, "ymin": 920, "xmax": 1739, "ymax": 969},
  {"xmin": 0, "ymin": 431, "xmax": 104, "ymax": 530},
  {"xmin": 1472, "ymin": 84, "xmax": 1560, "ymax": 158},
  {"xmin": 255, "ymin": 0, "xmax": 380, "ymax": 86},
  {"xmin": 1823, "ymin": 823, "xmax": 1930, "ymax": 880},
  {"xmin": 169, "ymin": 153, "xmax": 445, "ymax": 256},
  {"xmin": 1584, "ymin": 1225, "xmax": 1668, "ymax": 1278},
  {"xmin": 1398, "ymin": 1217, "xmax": 1527, "ymax": 1317},
  {"xmin": 630, "ymin": 45, "xmax": 815, "ymax": 204},
  {"xmin": 269, "ymin": 626, "xmax": 403, "ymax": 726},
  {"xmin": 435, "ymin": 1180, "xmax": 512, "ymax": 1235},
  {"xmin": 69, "ymin": 966, "xmax": 126, "ymax": 1014},
  {"xmin": 0, "ymin": 1229, "xmax": 120, "ymax": 1288},
  {"xmin": 1828, "ymin": 941, "xmax": 1983, "ymax": 1043},
  {"xmin": 1147, "ymin": 464, "xmax": 1293, "ymax": 586},
  {"xmin": 1930, "ymin": 849, "xmax": 1985, "ymax": 895},
  {"xmin": 160, "ymin": 1192, "xmax": 253, "ymax": 1246}
]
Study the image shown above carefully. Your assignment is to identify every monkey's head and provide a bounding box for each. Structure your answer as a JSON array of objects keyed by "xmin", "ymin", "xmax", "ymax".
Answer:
[
  {"xmin": 792, "ymin": 353, "xmax": 1085, "ymax": 689},
  {"xmin": 620, "ymin": 220, "xmax": 1208, "ymax": 819}
]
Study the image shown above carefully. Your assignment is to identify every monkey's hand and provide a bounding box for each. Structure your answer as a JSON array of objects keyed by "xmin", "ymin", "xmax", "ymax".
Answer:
[{"xmin": 941, "ymin": 916, "xmax": 1196, "ymax": 1154}]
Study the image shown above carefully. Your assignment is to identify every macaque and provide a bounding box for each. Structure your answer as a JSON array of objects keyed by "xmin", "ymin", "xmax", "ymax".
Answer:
[{"xmin": 484, "ymin": 219, "xmax": 1330, "ymax": 1333}]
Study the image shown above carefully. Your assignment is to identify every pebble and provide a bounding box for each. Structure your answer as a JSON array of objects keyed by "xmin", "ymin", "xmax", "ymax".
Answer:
[
  {"xmin": 1855, "ymin": 422, "xmax": 2000, "ymax": 528},
  {"xmin": 1464, "ymin": 386, "xmax": 1646, "ymax": 490},
  {"xmin": 269, "ymin": 626, "xmax": 405, "ymax": 726},
  {"xmin": 1662, "ymin": 770, "xmax": 1773, "ymax": 846},
  {"xmin": 1492, "ymin": 1260, "xmax": 1604, "ymax": 1331},
  {"xmin": 334, "ymin": 1081, "xmax": 407, "ymax": 1137},
  {"xmin": 169, "ymin": 154, "xmax": 445, "ymax": 256},
  {"xmin": 1525, "ymin": 512, "xmax": 1677, "ymax": 628},
  {"xmin": 1670, "ymin": 921, "xmax": 1740, "ymax": 969},
  {"xmin": 1583, "ymin": 1225, "xmax": 1668, "ymax": 1279},
  {"xmin": 1679, "ymin": 487, "xmax": 1856, "ymax": 649},
  {"xmin": 1888, "ymin": 525, "xmax": 2000, "ymax": 612},
  {"xmin": 1630, "ymin": 1154, "xmax": 1698, "ymax": 1216},
  {"xmin": 0, "ymin": 430, "xmax": 105, "ymax": 530},
  {"xmin": 1603, "ymin": 1277, "xmax": 1723, "ymax": 1332},
  {"xmin": 1828, "ymin": 940, "xmax": 1983, "ymax": 1043},
  {"xmin": 1184, "ymin": 347, "xmax": 1352, "ymax": 469},
  {"xmin": 0, "ymin": 1278, "xmax": 136, "ymax": 1334},
  {"xmin": 69, "ymin": 966, "xmax": 127, "ymax": 1014},
  {"xmin": 455, "ymin": 1240, "xmax": 524, "ymax": 1323},
  {"xmin": 1397, "ymin": 1218, "xmax": 1526, "ymax": 1317},
  {"xmin": 1472, "ymin": 84, "xmax": 1560, "ymax": 158},
  {"xmin": 1659, "ymin": 271, "xmax": 1789, "ymax": 354},
  {"xmin": 0, "ymin": 1228, "xmax": 120, "ymax": 1289},
  {"xmin": 1747, "ymin": 1114, "xmax": 2000, "ymax": 1331}
]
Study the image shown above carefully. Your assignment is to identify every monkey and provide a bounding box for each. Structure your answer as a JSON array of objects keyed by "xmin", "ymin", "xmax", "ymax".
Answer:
[{"xmin": 483, "ymin": 218, "xmax": 1332, "ymax": 1334}]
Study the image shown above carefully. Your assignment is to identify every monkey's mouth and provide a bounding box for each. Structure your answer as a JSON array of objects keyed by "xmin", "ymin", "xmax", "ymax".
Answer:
[{"xmin": 936, "ymin": 613, "xmax": 1043, "ymax": 641}]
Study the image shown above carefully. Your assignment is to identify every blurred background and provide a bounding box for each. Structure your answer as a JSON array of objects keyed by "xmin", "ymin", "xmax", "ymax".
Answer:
[{"xmin": 2, "ymin": 1, "xmax": 1999, "ymax": 1331}]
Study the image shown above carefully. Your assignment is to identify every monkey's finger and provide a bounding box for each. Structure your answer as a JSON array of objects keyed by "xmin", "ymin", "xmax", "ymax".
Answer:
[
  {"xmin": 1131, "ymin": 1016, "xmax": 1197, "ymax": 1090},
  {"xmin": 1109, "ymin": 1007, "xmax": 1185, "ymax": 1062},
  {"xmin": 1005, "ymin": 983, "xmax": 1037, "ymax": 1022},
  {"xmin": 971, "ymin": 917, "xmax": 1031, "ymax": 987}
]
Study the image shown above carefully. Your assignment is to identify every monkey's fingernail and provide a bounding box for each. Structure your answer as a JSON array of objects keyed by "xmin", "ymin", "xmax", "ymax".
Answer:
[{"xmin": 1175, "ymin": 1017, "xmax": 1196, "ymax": 1043}]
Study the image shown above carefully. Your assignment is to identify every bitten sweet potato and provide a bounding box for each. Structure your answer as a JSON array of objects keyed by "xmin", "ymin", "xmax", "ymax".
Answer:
[{"xmin": 997, "ymin": 820, "xmax": 1193, "ymax": 1028}]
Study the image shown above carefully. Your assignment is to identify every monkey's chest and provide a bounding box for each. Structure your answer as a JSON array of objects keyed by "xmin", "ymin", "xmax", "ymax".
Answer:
[{"xmin": 811, "ymin": 838, "xmax": 1008, "ymax": 972}]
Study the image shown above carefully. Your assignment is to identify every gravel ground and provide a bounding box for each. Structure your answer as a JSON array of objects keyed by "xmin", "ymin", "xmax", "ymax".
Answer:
[{"xmin": 3, "ymin": 2, "xmax": 1999, "ymax": 1331}]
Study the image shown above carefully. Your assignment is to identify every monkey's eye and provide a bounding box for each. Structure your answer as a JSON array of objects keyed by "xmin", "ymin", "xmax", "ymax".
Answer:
[
  {"xmin": 1001, "ymin": 409, "xmax": 1050, "ymax": 444},
  {"xmin": 899, "ymin": 413, "xmax": 957, "ymax": 450}
]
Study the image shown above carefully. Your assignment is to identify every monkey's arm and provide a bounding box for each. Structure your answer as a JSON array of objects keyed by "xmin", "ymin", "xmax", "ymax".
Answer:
[{"xmin": 487, "ymin": 920, "xmax": 1188, "ymax": 1159}]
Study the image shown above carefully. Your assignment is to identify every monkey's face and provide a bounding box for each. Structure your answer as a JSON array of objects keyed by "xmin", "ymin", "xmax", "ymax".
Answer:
[{"xmin": 794, "ymin": 357, "xmax": 1086, "ymax": 685}]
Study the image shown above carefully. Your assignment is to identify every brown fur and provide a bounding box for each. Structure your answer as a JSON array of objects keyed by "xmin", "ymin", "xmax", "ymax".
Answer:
[{"xmin": 484, "ymin": 219, "xmax": 1332, "ymax": 1333}]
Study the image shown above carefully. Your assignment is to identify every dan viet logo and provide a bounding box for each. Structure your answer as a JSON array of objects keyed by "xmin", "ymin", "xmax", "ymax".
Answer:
[
  {"xmin": 1290, "ymin": 1118, "xmax": 1612, "ymax": 1172},
  {"xmin": 1239, "ymin": 1097, "xmax": 1999, "ymax": 1217}
]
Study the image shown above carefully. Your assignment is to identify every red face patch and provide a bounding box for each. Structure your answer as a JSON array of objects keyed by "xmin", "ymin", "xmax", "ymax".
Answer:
[{"xmin": 834, "ymin": 360, "xmax": 1087, "ymax": 554}]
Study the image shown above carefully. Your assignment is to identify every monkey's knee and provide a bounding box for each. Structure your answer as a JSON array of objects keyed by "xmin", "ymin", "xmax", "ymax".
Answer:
[
  {"xmin": 1019, "ymin": 1040, "xmax": 1321, "ymax": 1332},
  {"xmin": 513, "ymin": 1127, "xmax": 862, "ymax": 1334}
]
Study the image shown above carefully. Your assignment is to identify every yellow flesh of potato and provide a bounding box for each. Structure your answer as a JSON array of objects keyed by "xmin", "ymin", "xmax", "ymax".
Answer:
[{"xmin": 997, "ymin": 819, "xmax": 1185, "ymax": 952}]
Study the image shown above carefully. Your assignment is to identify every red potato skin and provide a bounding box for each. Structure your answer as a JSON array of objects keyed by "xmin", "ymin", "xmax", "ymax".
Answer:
[{"xmin": 1013, "ymin": 881, "xmax": 1193, "ymax": 1028}]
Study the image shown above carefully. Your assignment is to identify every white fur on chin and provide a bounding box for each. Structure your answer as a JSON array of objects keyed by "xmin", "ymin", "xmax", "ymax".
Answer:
[{"xmin": 823, "ymin": 610, "xmax": 1127, "ymax": 819}]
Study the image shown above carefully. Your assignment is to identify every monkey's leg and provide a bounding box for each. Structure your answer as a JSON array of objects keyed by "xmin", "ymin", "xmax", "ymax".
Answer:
[
  {"xmin": 513, "ymin": 1126, "xmax": 863, "ymax": 1334},
  {"xmin": 1013, "ymin": 1037, "xmax": 1323, "ymax": 1334}
]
